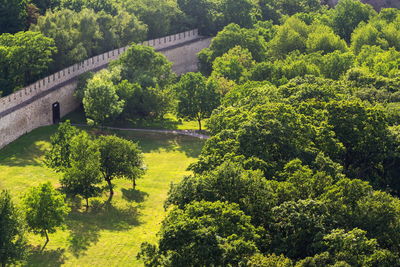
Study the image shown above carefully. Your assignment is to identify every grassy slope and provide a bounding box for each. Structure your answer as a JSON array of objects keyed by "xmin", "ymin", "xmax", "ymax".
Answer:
[{"xmin": 0, "ymin": 126, "xmax": 204, "ymax": 266}]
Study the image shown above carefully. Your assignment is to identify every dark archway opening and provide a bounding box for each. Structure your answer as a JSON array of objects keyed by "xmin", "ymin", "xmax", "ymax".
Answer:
[{"xmin": 52, "ymin": 102, "xmax": 60, "ymax": 124}]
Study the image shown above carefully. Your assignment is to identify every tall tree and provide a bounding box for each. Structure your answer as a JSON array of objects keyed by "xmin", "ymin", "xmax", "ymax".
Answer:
[
  {"xmin": 31, "ymin": 8, "xmax": 147, "ymax": 72},
  {"xmin": 0, "ymin": 31, "xmax": 56, "ymax": 95},
  {"xmin": 110, "ymin": 44, "xmax": 175, "ymax": 119},
  {"xmin": 83, "ymin": 70, "xmax": 124, "ymax": 126},
  {"xmin": 122, "ymin": 0, "xmax": 184, "ymax": 38},
  {"xmin": 45, "ymin": 120, "xmax": 80, "ymax": 172},
  {"xmin": 198, "ymin": 23, "xmax": 267, "ymax": 74},
  {"xmin": 112, "ymin": 44, "xmax": 174, "ymax": 90},
  {"xmin": 138, "ymin": 201, "xmax": 261, "ymax": 266},
  {"xmin": 211, "ymin": 46, "xmax": 255, "ymax": 84},
  {"xmin": 31, "ymin": 0, "xmax": 60, "ymax": 13},
  {"xmin": 0, "ymin": 0, "xmax": 27, "ymax": 33},
  {"xmin": 97, "ymin": 135, "xmax": 145, "ymax": 203},
  {"xmin": 61, "ymin": 132, "xmax": 102, "ymax": 210},
  {"xmin": 23, "ymin": 183, "xmax": 70, "ymax": 251},
  {"xmin": 175, "ymin": 72, "xmax": 220, "ymax": 130},
  {"xmin": 330, "ymin": 0, "xmax": 376, "ymax": 42},
  {"xmin": 0, "ymin": 190, "xmax": 26, "ymax": 267}
]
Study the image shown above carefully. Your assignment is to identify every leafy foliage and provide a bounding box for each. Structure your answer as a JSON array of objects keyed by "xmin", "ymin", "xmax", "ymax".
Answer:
[
  {"xmin": 174, "ymin": 72, "xmax": 220, "ymax": 130},
  {"xmin": 23, "ymin": 183, "xmax": 70, "ymax": 250},
  {"xmin": 138, "ymin": 201, "xmax": 262, "ymax": 266},
  {"xmin": 0, "ymin": 31, "xmax": 56, "ymax": 95},
  {"xmin": 83, "ymin": 70, "xmax": 124, "ymax": 126},
  {"xmin": 0, "ymin": 190, "xmax": 26, "ymax": 266},
  {"xmin": 97, "ymin": 135, "xmax": 146, "ymax": 202},
  {"xmin": 60, "ymin": 131, "xmax": 102, "ymax": 210},
  {"xmin": 45, "ymin": 120, "xmax": 80, "ymax": 172}
]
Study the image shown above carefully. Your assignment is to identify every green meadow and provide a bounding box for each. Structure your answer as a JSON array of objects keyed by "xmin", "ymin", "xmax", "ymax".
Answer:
[{"xmin": 0, "ymin": 125, "xmax": 205, "ymax": 266}]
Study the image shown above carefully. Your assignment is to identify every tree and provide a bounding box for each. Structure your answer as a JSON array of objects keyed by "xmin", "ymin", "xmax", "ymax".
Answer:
[
  {"xmin": 122, "ymin": 0, "xmax": 184, "ymax": 38},
  {"xmin": 306, "ymin": 25, "xmax": 347, "ymax": 54},
  {"xmin": 220, "ymin": 0, "xmax": 260, "ymax": 29},
  {"xmin": 0, "ymin": 31, "xmax": 56, "ymax": 95},
  {"xmin": 274, "ymin": 0, "xmax": 321, "ymax": 16},
  {"xmin": 322, "ymin": 228, "xmax": 399, "ymax": 266},
  {"xmin": 178, "ymin": 0, "xmax": 259, "ymax": 35},
  {"xmin": 112, "ymin": 44, "xmax": 174, "ymax": 90},
  {"xmin": 31, "ymin": 8, "xmax": 147, "ymax": 72},
  {"xmin": 23, "ymin": 183, "xmax": 70, "ymax": 251},
  {"xmin": 247, "ymin": 253, "xmax": 293, "ymax": 267},
  {"xmin": 61, "ymin": 132, "xmax": 102, "ymax": 210},
  {"xmin": 198, "ymin": 23, "xmax": 267, "ymax": 74},
  {"xmin": 109, "ymin": 44, "xmax": 175, "ymax": 119},
  {"xmin": 45, "ymin": 120, "xmax": 80, "ymax": 172},
  {"xmin": 319, "ymin": 51, "xmax": 354, "ymax": 80},
  {"xmin": 211, "ymin": 46, "xmax": 255, "ymax": 84},
  {"xmin": 0, "ymin": 0, "xmax": 27, "ymax": 33},
  {"xmin": 59, "ymin": 0, "xmax": 117, "ymax": 14},
  {"xmin": 270, "ymin": 199, "xmax": 330, "ymax": 259},
  {"xmin": 116, "ymin": 80, "xmax": 174, "ymax": 119},
  {"xmin": 97, "ymin": 135, "xmax": 145, "ymax": 203},
  {"xmin": 83, "ymin": 70, "xmax": 124, "ymax": 126},
  {"xmin": 0, "ymin": 191, "xmax": 26, "ymax": 267},
  {"xmin": 326, "ymin": 100, "xmax": 393, "ymax": 186},
  {"xmin": 31, "ymin": 0, "xmax": 60, "ymax": 13},
  {"xmin": 268, "ymin": 17, "xmax": 309, "ymax": 58},
  {"xmin": 138, "ymin": 201, "xmax": 261, "ymax": 266},
  {"xmin": 166, "ymin": 161, "xmax": 278, "ymax": 227},
  {"xmin": 330, "ymin": 0, "xmax": 376, "ymax": 42},
  {"xmin": 175, "ymin": 72, "xmax": 220, "ymax": 130}
]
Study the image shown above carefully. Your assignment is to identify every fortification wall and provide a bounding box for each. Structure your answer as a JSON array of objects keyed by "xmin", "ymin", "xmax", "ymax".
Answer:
[
  {"xmin": 164, "ymin": 38, "xmax": 211, "ymax": 75},
  {"xmin": 0, "ymin": 29, "xmax": 200, "ymax": 115},
  {"xmin": 0, "ymin": 82, "xmax": 79, "ymax": 148},
  {"xmin": 0, "ymin": 29, "xmax": 211, "ymax": 149}
]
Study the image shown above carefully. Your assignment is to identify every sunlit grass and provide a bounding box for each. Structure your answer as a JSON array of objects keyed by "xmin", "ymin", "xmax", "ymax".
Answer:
[{"xmin": 0, "ymin": 125, "xmax": 204, "ymax": 266}]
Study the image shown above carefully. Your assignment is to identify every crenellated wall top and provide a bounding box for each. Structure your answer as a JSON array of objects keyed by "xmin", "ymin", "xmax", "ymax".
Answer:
[{"xmin": 0, "ymin": 29, "xmax": 199, "ymax": 114}]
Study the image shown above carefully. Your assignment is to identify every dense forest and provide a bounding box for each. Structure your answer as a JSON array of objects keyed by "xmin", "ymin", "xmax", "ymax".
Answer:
[{"xmin": 1, "ymin": 0, "xmax": 400, "ymax": 266}]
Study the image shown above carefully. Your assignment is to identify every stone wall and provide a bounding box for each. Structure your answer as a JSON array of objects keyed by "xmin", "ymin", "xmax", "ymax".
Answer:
[{"xmin": 0, "ymin": 29, "xmax": 211, "ymax": 149}]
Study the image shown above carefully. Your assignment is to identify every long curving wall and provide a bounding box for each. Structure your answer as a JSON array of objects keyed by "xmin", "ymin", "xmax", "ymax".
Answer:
[{"xmin": 0, "ymin": 29, "xmax": 211, "ymax": 149}]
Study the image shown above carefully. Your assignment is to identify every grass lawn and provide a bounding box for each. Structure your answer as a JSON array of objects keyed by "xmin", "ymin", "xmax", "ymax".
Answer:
[
  {"xmin": 63, "ymin": 107, "xmax": 207, "ymax": 131},
  {"xmin": 0, "ymin": 125, "xmax": 205, "ymax": 266}
]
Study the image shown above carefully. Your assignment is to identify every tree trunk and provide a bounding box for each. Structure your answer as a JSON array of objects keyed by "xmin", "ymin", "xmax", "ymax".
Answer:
[
  {"xmin": 132, "ymin": 179, "xmax": 136, "ymax": 190},
  {"xmin": 2, "ymin": 260, "xmax": 6, "ymax": 267},
  {"xmin": 106, "ymin": 178, "xmax": 114, "ymax": 203},
  {"xmin": 85, "ymin": 198, "xmax": 89, "ymax": 211},
  {"xmin": 198, "ymin": 119, "xmax": 202, "ymax": 131},
  {"xmin": 41, "ymin": 230, "xmax": 49, "ymax": 251}
]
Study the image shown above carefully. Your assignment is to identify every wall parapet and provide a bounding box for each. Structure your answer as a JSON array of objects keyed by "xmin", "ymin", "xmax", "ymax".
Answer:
[{"xmin": 0, "ymin": 29, "xmax": 199, "ymax": 115}]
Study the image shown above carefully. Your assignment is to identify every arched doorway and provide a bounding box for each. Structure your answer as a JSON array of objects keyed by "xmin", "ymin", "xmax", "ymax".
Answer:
[{"xmin": 52, "ymin": 102, "xmax": 60, "ymax": 124}]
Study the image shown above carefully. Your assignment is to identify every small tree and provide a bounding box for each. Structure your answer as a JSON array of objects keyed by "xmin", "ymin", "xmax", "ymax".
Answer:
[
  {"xmin": 23, "ymin": 183, "xmax": 70, "ymax": 251},
  {"xmin": 175, "ymin": 72, "xmax": 220, "ymax": 131},
  {"xmin": 61, "ymin": 132, "xmax": 102, "ymax": 211},
  {"xmin": 0, "ymin": 190, "xmax": 26, "ymax": 267},
  {"xmin": 83, "ymin": 70, "xmax": 124, "ymax": 126},
  {"xmin": 45, "ymin": 120, "xmax": 80, "ymax": 172},
  {"xmin": 97, "ymin": 135, "xmax": 146, "ymax": 203}
]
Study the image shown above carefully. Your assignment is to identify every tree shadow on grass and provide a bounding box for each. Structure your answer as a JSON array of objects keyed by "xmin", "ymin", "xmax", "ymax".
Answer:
[
  {"xmin": 0, "ymin": 132, "xmax": 53, "ymax": 167},
  {"xmin": 65, "ymin": 203, "xmax": 142, "ymax": 257},
  {"xmin": 66, "ymin": 218, "xmax": 100, "ymax": 257},
  {"xmin": 121, "ymin": 188, "xmax": 149, "ymax": 203},
  {"xmin": 25, "ymin": 247, "xmax": 66, "ymax": 267}
]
